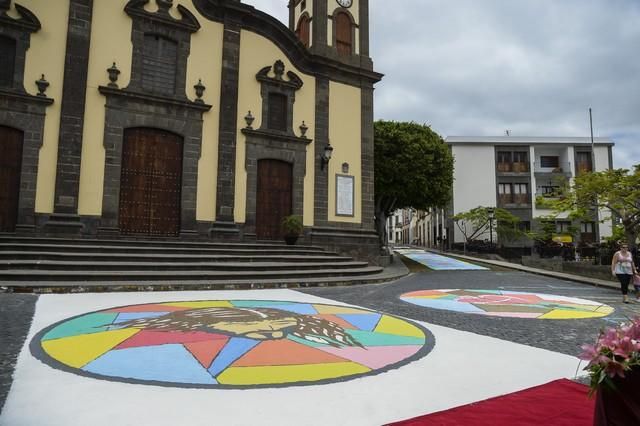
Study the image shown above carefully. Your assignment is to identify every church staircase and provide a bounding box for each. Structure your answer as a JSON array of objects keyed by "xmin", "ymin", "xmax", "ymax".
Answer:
[{"xmin": 0, "ymin": 236, "xmax": 389, "ymax": 292}]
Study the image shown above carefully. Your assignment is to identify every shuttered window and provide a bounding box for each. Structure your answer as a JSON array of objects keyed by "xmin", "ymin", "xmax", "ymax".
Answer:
[
  {"xmin": 267, "ymin": 93, "xmax": 287, "ymax": 131},
  {"xmin": 335, "ymin": 12, "xmax": 352, "ymax": 56},
  {"xmin": 142, "ymin": 34, "xmax": 177, "ymax": 95},
  {"xmin": 296, "ymin": 15, "xmax": 310, "ymax": 48},
  {"xmin": 0, "ymin": 36, "xmax": 16, "ymax": 88}
]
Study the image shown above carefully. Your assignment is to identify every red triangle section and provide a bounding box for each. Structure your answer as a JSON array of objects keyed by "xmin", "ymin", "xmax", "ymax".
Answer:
[
  {"xmin": 103, "ymin": 304, "xmax": 188, "ymax": 313},
  {"xmin": 232, "ymin": 339, "xmax": 350, "ymax": 367},
  {"xmin": 184, "ymin": 338, "xmax": 229, "ymax": 369},
  {"xmin": 115, "ymin": 330, "xmax": 228, "ymax": 350},
  {"xmin": 313, "ymin": 314, "xmax": 357, "ymax": 330}
]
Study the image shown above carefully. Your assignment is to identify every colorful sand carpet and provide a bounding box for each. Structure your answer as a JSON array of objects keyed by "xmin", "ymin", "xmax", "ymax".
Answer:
[
  {"xmin": 387, "ymin": 379, "xmax": 594, "ymax": 425},
  {"xmin": 394, "ymin": 249, "xmax": 488, "ymax": 271}
]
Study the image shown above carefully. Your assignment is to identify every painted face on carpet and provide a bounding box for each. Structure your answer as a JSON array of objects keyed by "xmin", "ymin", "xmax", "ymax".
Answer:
[
  {"xmin": 399, "ymin": 289, "xmax": 614, "ymax": 319},
  {"xmin": 31, "ymin": 300, "xmax": 433, "ymax": 388}
]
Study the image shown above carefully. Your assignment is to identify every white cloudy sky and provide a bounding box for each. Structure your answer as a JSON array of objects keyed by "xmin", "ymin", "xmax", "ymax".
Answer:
[{"xmin": 244, "ymin": 0, "xmax": 640, "ymax": 169}]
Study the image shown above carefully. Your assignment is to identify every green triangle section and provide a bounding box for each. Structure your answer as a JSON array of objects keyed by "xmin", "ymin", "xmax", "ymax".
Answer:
[
  {"xmin": 345, "ymin": 329, "xmax": 425, "ymax": 346},
  {"xmin": 42, "ymin": 313, "xmax": 118, "ymax": 341}
]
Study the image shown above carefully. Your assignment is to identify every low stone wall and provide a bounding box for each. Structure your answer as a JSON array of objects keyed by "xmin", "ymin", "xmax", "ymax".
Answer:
[{"xmin": 522, "ymin": 256, "xmax": 615, "ymax": 281}]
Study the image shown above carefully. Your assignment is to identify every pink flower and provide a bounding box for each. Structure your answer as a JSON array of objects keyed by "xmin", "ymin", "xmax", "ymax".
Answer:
[{"xmin": 604, "ymin": 360, "xmax": 626, "ymax": 379}]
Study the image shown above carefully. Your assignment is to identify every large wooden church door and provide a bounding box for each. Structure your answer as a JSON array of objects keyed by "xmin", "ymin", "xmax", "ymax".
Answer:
[
  {"xmin": 119, "ymin": 128, "xmax": 182, "ymax": 237},
  {"xmin": 0, "ymin": 126, "xmax": 23, "ymax": 232},
  {"xmin": 256, "ymin": 159, "xmax": 293, "ymax": 240}
]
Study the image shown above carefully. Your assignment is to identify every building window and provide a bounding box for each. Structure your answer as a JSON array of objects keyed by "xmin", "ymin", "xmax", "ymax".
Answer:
[
  {"xmin": 267, "ymin": 93, "xmax": 287, "ymax": 131},
  {"xmin": 576, "ymin": 151, "xmax": 593, "ymax": 174},
  {"xmin": 0, "ymin": 35, "xmax": 16, "ymax": 87},
  {"xmin": 335, "ymin": 12, "xmax": 352, "ymax": 56},
  {"xmin": 517, "ymin": 221, "xmax": 531, "ymax": 232},
  {"xmin": 513, "ymin": 152, "xmax": 527, "ymax": 163},
  {"xmin": 295, "ymin": 15, "xmax": 310, "ymax": 47},
  {"xmin": 301, "ymin": 0, "xmax": 306, "ymax": 11},
  {"xmin": 556, "ymin": 221, "xmax": 571, "ymax": 233},
  {"xmin": 581, "ymin": 222, "xmax": 594, "ymax": 233},
  {"xmin": 513, "ymin": 183, "xmax": 528, "ymax": 195},
  {"xmin": 498, "ymin": 183, "xmax": 512, "ymax": 194},
  {"xmin": 540, "ymin": 185, "xmax": 559, "ymax": 196},
  {"xmin": 142, "ymin": 34, "xmax": 178, "ymax": 95},
  {"xmin": 540, "ymin": 156, "xmax": 559, "ymax": 168}
]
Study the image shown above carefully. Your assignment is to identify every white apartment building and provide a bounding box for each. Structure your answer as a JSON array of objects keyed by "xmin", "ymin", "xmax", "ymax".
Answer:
[{"xmin": 445, "ymin": 136, "xmax": 614, "ymax": 248}]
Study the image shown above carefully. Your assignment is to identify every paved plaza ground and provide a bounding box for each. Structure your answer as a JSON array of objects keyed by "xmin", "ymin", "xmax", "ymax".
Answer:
[{"xmin": 1, "ymin": 252, "xmax": 639, "ymax": 425}]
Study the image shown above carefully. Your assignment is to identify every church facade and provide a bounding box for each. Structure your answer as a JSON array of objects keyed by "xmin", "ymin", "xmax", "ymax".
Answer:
[{"xmin": 0, "ymin": 0, "xmax": 382, "ymax": 261}]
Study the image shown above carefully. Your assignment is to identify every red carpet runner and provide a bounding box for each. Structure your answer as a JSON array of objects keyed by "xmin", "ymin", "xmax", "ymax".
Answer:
[{"xmin": 388, "ymin": 379, "xmax": 594, "ymax": 426}]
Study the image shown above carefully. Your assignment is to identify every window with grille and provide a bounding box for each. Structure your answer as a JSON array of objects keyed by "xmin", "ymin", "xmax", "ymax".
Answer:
[
  {"xmin": 513, "ymin": 183, "xmax": 528, "ymax": 194},
  {"xmin": 513, "ymin": 151, "xmax": 527, "ymax": 163},
  {"xmin": 497, "ymin": 151, "xmax": 512, "ymax": 163},
  {"xmin": 0, "ymin": 36, "xmax": 16, "ymax": 88},
  {"xmin": 335, "ymin": 12, "xmax": 352, "ymax": 56},
  {"xmin": 142, "ymin": 34, "xmax": 177, "ymax": 95},
  {"xmin": 540, "ymin": 156, "xmax": 559, "ymax": 168},
  {"xmin": 267, "ymin": 93, "xmax": 287, "ymax": 131}
]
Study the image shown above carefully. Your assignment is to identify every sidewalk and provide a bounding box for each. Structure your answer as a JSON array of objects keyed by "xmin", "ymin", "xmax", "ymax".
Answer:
[{"xmin": 426, "ymin": 250, "xmax": 620, "ymax": 291}]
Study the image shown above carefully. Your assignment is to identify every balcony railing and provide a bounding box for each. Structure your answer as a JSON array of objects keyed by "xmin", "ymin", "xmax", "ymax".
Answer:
[
  {"xmin": 497, "ymin": 162, "xmax": 530, "ymax": 173},
  {"xmin": 498, "ymin": 194, "xmax": 531, "ymax": 207},
  {"xmin": 533, "ymin": 161, "xmax": 571, "ymax": 175}
]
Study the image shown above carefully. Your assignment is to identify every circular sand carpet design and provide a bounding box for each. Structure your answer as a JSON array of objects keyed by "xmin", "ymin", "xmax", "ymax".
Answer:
[
  {"xmin": 399, "ymin": 289, "xmax": 614, "ymax": 319},
  {"xmin": 31, "ymin": 300, "xmax": 433, "ymax": 388}
]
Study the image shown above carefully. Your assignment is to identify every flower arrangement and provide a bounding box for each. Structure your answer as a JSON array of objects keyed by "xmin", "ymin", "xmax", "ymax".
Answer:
[{"xmin": 579, "ymin": 316, "xmax": 640, "ymax": 394}]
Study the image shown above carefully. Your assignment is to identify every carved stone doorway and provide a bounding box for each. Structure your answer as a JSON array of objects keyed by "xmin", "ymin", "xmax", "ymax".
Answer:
[
  {"xmin": 0, "ymin": 126, "xmax": 23, "ymax": 232},
  {"xmin": 256, "ymin": 159, "xmax": 293, "ymax": 240}
]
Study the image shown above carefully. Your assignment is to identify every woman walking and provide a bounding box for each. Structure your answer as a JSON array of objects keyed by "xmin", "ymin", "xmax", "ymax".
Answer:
[{"xmin": 611, "ymin": 242, "xmax": 637, "ymax": 303}]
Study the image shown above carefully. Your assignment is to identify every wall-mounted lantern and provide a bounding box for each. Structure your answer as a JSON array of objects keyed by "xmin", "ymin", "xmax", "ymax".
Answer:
[{"xmin": 320, "ymin": 142, "xmax": 333, "ymax": 170}]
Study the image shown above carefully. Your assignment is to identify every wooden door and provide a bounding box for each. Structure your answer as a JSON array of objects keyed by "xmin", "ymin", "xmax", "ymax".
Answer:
[
  {"xmin": 0, "ymin": 126, "xmax": 23, "ymax": 232},
  {"xmin": 256, "ymin": 159, "xmax": 293, "ymax": 240},
  {"xmin": 119, "ymin": 128, "xmax": 182, "ymax": 236}
]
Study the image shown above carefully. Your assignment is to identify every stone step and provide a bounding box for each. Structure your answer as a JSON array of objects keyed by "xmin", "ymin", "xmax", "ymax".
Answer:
[
  {"xmin": 0, "ymin": 251, "xmax": 353, "ymax": 263},
  {"xmin": 0, "ymin": 266, "xmax": 384, "ymax": 282},
  {"xmin": 0, "ymin": 243, "xmax": 333, "ymax": 256},
  {"xmin": 0, "ymin": 260, "xmax": 369, "ymax": 271},
  {"xmin": 0, "ymin": 236, "xmax": 324, "ymax": 251}
]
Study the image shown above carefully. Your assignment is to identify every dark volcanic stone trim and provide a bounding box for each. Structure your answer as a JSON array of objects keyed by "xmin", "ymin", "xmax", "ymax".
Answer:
[
  {"xmin": 243, "ymin": 131, "xmax": 310, "ymax": 236},
  {"xmin": 312, "ymin": 0, "xmax": 327, "ymax": 49},
  {"xmin": 214, "ymin": 16, "xmax": 241, "ymax": 222},
  {"xmin": 313, "ymin": 77, "xmax": 329, "ymax": 227},
  {"xmin": 360, "ymin": 83, "xmax": 375, "ymax": 231},
  {"xmin": 0, "ymin": 93, "xmax": 51, "ymax": 232},
  {"xmin": 98, "ymin": 88, "xmax": 210, "ymax": 236},
  {"xmin": 358, "ymin": 0, "xmax": 369, "ymax": 57},
  {"xmin": 53, "ymin": 0, "xmax": 93, "ymax": 215},
  {"xmin": 0, "ymin": 2, "xmax": 40, "ymax": 93},
  {"xmin": 256, "ymin": 60, "xmax": 303, "ymax": 138}
]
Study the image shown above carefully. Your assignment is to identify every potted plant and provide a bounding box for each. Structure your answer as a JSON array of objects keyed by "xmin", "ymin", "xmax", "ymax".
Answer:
[
  {"xmin": 281, "ymin": 215, "xmax": 303, "ymax": 245},
  {"xmin": 579, "ymin": 316, "xmax": 640, "ymax": 425}
]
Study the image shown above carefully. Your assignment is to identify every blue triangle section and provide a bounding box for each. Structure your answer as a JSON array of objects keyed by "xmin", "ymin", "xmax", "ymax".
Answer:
[
  {"xmin": 337, "ymin": 313, "xmax": 382, "ymax": 331},
  {"xmin": 266, "ymin": 303, "xmax": 317, "ymax": 315},
  {"xmin": 82, "ymin": 344, "xmax": 217, "ymax": 385},
  {"xmin": 208, "ymin": 337, "xmax": 259, "ymax": 378}
]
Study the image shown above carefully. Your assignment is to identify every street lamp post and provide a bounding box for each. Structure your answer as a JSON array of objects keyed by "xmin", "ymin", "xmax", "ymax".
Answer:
[{"xmin": 487, "ymin": 207, "xmax": 495, "ymax": 251}]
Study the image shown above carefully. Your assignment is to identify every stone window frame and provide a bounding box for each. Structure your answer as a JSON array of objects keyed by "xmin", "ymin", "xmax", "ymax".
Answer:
[
  {"xmin": 124, "ymin": 0, "xmax": 200, "ymax": 100},
  {"xmin": 256, "ymin": 60, "xmax": 304, "ymax": 137},
  {"xmin": 0, "ymin": 2, "xmax": 41, "ymax": 93},
  {"xmin": 330, "ymin": 8, "xmax": 357, "ymax": 56}
]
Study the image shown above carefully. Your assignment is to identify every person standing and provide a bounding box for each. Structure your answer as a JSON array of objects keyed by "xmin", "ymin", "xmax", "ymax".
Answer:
[{"xmin": 611, "ymin": 242, "xmax": 637, "ymax": 303}]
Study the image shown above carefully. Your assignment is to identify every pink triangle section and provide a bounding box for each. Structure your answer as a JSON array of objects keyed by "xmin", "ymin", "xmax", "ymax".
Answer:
[
  {"xmin": 184, "ymin": 338, "xmax": 230, "ymax": 369},
  {"xmin": 115, "ymin": 330, "xmax": 229, "ymax": 349},
  {"xmin": 317, "ymin": 345, "xmax": 423, "ymax": 369}
]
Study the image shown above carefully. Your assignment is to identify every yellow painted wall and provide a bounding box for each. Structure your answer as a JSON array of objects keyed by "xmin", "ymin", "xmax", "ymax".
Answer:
[
  {"xmin": 186, "ymin": 6, "xmax": 223, "ymax": 222},
  {"xmin": 76, "ymin": 0, "xmax": 223, "ymax": 220},
  {"xmin": 77, "ymin": 0, "xmax": 132, "ymax": 215},
  {"xmin": 328, "ymin": 81, "xmax": 361, "ymax": 223},
  {"xmin": 20, "ymin": 0, "xmax": 70, "ymax": 213},
  {"xmin": 235, "ymin": 30, "xmax": 316, "ymax": 226}
]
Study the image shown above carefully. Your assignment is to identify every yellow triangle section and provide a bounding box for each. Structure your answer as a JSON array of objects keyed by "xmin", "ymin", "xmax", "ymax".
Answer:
[
  {"xmin": 539, "ymin": 309, "xmax": 611, "ymax": 319},
  {"xmin": 41, "ymin": 328, "xmax": 140, "ymax": 368},
  {"xmin": 374, "ymin": 315, "xmax": 425, "ymax": 338},
  {"xmin": 159, "ymin": 301, "xmax": 234, "ymax": 308},
  {"xmin": 314, "ymin": 305, "xmax": 367, "ymax": 314},
  {"xmin": 216, "ymin": 362, "xmax": 371, "ymax": 385}
]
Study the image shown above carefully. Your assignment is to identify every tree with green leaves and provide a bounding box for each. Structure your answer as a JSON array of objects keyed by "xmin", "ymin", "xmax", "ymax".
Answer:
[
  {"xmin": 452, "ymin": 206, "xmax": 523, "ymax": 247},
  {"xmin": 374, "ymin": 121, "xmax": 454, "ymax": 245},
  {"xmin": 551, "ymin": 166, "xmax": 640, "ymax": 248}
]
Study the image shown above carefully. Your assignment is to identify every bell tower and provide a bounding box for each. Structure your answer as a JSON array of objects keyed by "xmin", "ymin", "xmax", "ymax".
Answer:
[{"xmin": 288, "ymin": 0, "xmax": 370, "ymax": 62}]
